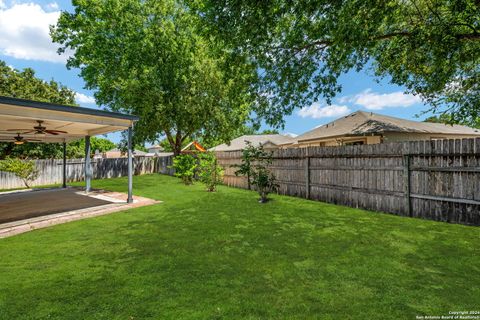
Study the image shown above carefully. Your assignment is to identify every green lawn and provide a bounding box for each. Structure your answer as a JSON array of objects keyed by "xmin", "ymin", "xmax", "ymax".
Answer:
[{"xmin": 0, "ymin": 174, "xmax": 479, "ymax": 319}]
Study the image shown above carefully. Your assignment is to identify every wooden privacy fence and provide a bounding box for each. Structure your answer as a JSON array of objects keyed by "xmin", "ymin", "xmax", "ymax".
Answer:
[
  {"xmin": 216, "ymin": 138, "xmax": 480, "ymax": 226},
  {"xmin": 0, "ymin": 156, "xmax": 174, "ymax": 190}
]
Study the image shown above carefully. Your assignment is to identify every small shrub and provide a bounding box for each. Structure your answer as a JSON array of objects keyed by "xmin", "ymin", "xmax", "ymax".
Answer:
[
  {"xmin": 171, "ymin": 154, "xmax": 197, "ymax": 185},
  {"xmin": 251, "ymin": 163, "xmax": 278, "ymax": 203},
  {"xmin": 197, "ymin": 152, "xmax": 223, "ymax": 192},
  {"xmin": 234, "ymin": 142, "xmax": 256, "ymax": 190},
  {"xmin": 235, "ymin": 141, "xmax": 278, "ymax": 203},
  {"xmin": 0, "ymin": 158, "xmax": 39, "ymax": 188}
]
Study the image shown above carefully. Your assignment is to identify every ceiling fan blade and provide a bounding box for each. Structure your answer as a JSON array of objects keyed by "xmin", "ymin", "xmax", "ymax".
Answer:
[
  {"xmin": 47, "ymin": 129, "xmax": 68, "ymax": 133},
  {"xmin": 45, "ymin": 130, "xmax": 68, "ymax": 134},
  {"xmin": 6, "ymin": 128, "xmax": 33, "ymax": 132}
]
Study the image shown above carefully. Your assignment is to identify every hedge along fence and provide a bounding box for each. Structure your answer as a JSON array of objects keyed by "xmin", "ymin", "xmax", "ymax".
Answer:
[
  {"xmin": 216, "ymin": 138, "xmax": 480, "ymax": 226},
  {"xmin": 0, "ymin": 156, "xmax": 174, "ymax": 190}
]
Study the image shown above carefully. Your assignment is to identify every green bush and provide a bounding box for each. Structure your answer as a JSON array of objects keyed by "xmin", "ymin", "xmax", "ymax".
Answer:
[
  {"xmin": 197, "ymin": 152, "xmax": 223, "ymax": 192},
  {"xmin": 0, "ymin": 158, "xmax": 39, "ymax": 188},
  {"xmin": 171, "ymin": 154, "xmax": 197, "ymax": 185},
  {"xmin": 235, "ymin": 141, "xmax": 278, "ymax": 203},
  {"xmin": 250, "ymin": 163, "xmax": 278, "ymax": 203}
]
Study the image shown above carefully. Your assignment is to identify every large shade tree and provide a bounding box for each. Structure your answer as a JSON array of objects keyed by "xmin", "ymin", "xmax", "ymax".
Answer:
[
  {"xmin": 52, "ymin": 0, "xmax": 258, "ymax": 155},
  {"xmin": 194, "ymin": 0, "xmax": 480, "ymax": 126}
]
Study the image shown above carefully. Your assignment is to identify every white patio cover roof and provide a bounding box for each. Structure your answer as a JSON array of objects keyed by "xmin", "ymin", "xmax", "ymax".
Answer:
[{"xmin": 0, "ymin": 96, "xmax": 138, "ymax": 143}]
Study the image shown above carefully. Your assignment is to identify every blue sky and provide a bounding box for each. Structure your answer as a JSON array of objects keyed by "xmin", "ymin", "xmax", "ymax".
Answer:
[{"xmin": 0, "ymin": 0, "xmax": 433, "ymax": 144}]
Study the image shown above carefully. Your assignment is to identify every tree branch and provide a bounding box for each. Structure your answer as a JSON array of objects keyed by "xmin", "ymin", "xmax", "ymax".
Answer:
[
  {"xmin": 292, "ymin": 31, "xmax": 409, "ymax": 53},
  {"xmin": 181, "ymin": 132, "xmax": 192, "ymax": 143},
  {"xmin": 163, "ymin": 128, "xmax": 175, "ymax": 147},
  {"xmin": 175, "ymin": 129, "xmax": 182, "ymax": 150},
  {"xmin": 457, "ymin": 33, "xmax": 480, "ymax": 40},
  {"xmin": 292, "ymin": 31, "xmax": 479, "ymax": 53}
]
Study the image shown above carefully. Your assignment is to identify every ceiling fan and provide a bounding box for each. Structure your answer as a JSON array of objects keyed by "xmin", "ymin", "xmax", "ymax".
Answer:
[
  {"xmin": 12, "ymin": 133, "xmax": 41, "ymax": 145},
  {"xmin": 7, "ymin": 120, "xmax": 68, "ymax": 136}
]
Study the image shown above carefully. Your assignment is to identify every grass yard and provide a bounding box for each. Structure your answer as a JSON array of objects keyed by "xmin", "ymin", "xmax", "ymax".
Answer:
[{"xmin": 0, "ymin": 174, "xmax": 479, "ymax": 319}]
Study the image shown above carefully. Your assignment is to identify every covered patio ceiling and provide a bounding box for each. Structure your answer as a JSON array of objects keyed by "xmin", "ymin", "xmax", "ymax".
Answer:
[
  {"xmin": 0, "ymin": 95, "xmax": 138, "ymax": 143},
  {"xmin": 0, "ymin": 95, "xmax": 139, "ymax": 203}
]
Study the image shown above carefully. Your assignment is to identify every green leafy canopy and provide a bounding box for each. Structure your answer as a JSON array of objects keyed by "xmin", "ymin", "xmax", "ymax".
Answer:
[
  {"xmin": 195, "ymin": 0, "xmax": 480, "ymax": 126},
  {"xmin": 51, "ymin": 0, "xmax": 258, "ymax": 155}
]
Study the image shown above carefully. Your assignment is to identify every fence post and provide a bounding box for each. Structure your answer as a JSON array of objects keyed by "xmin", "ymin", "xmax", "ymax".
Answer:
[
  {"xmin": 403, "ymin": 154, "xmax": 411, "ymax": 216},
  {"xmin": 305, "ymin": 148, "xmax": 310, "ymax": 199}
]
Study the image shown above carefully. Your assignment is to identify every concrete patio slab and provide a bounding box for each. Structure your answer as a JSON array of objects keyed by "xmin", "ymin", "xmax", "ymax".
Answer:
[{"xmin": 0, "ymin": 187, "xmax": 159, "ymax": 238}]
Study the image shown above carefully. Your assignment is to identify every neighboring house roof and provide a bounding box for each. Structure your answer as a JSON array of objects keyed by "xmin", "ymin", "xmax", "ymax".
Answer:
[
  {"xmin": 103, "ymin": 148, "xmax": 122, "ymax": 156},
  {"xmin": 103, "ymin": 148, "xmax": 147, "ymax": 157},
  {"xmin": 145, "ymin": 152, "xmax": 174, "ymax": 157},
  {"xmin": 148, "ymin": 145, "xmax": 164, "ymax": 150},
  {"xmin": 210, "ymin": 134, "xmax": 295, "ymax": 152},
  {"xmin": 133, "ymin": 150, "xmax": 147, "ymax": 156},
  {"xmin": 292, "ymin": 110, "xmax": 480, "ymax": 143}
]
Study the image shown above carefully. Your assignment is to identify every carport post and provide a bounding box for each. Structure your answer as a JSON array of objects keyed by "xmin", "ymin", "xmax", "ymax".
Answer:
[
  {"xmin": 85, "ymin": 135, "xmax": 91, "ymax": 193},
  {"xmin": 62, "ymin": 141, "xmax": 67, "ymax": 188},
  {"xmin": 127, "ymin": 126, "xmax": 133, "ymax": 203}
]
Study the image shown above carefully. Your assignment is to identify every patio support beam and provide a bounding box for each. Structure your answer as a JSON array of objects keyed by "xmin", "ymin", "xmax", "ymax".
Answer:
[
  {"xmin": 85, "ymin": 135, "xmax": 91, "ymax": 193},
  {"xmin": 62, "ymin": 142, "xmax": 67, "ymax": 188},
  {"xmin": 127, "ymin": 126, "xmax": 133, "ymax": 203}
]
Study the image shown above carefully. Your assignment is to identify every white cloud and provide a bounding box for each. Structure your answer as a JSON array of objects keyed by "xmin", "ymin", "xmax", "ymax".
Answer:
[
  {"xmin": 0, "ymin": 3, "xmax": 69, "ymax": 63},
  {"xmin": 350, "ymin": 89, "xmax": 421, "ymax": 110},
  {"xmin": 336, "ymin": 95, "xmax": 351, "ymax": 104},
  {"xmin": 45, "ymin": 2, "xmax": 59, "ymax": 11},
  {"xmin": 0, "ymin": 1, "xmax": 6, "ymax": 9},
  {"xmin": 298, "ymin": 103, "xmax": 351, "ymax": 119},
  {"xmin": 75, "ymin": 92, "xmax": 95, "ymax": 104}
]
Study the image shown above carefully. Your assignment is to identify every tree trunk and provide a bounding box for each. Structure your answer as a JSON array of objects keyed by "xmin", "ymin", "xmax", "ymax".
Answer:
[
  {"xmin": 259, "ymin": 190, "xmax": 268, "ymax": 203},
  {"xmin": 172, "ymin": 130, "xmax": 183, "ymax": 156},
  {"xmin": 172, "ymin": 143, "xmax": 182, "ymax": 156}
]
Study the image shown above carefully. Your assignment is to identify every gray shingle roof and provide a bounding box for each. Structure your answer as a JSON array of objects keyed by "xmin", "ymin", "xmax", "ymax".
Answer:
[
  {"xmin": 210, "ymin": 134, "xmax": 294, "ymax": 152},
  {"xmin": 294, "ymin": 110, "xmax": 480, "ymax": 143}
]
